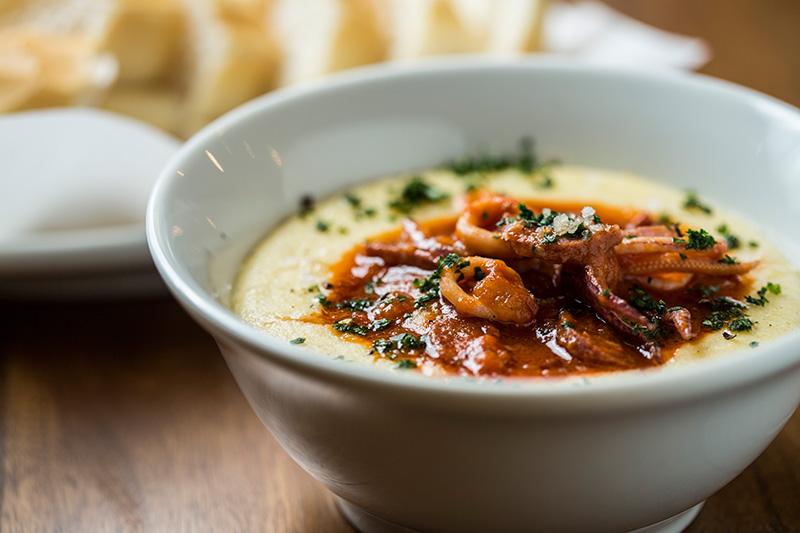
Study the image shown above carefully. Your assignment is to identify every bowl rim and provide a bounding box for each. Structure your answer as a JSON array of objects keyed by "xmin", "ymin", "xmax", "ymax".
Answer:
[{"xmin": 147, "ymin": 56, "xmax": 800, "ymax": 404}]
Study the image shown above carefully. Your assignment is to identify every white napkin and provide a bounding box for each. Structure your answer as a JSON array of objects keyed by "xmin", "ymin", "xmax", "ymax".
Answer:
[{"xmin": 544, "ymin": 1, "xmax": 711, "ymax": 71}]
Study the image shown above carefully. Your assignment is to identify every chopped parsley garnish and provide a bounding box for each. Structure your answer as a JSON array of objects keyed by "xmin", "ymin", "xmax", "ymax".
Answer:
[
  {"xmin": 345, "ymin": 193, "xmax": 361, "ymax": 208},
  {"xmin": 564, "ymin": 222, "xmax": 586, "ymax": 239},
  {"xmin": 450, "ymin": 153, "xmax": 512, "ymax": 175},
  {"xmin": 631, "ymin": 323, "xmax": 669, "ymax": 343},
  {"xmin": 624, "ymin": 287, "xmax": 673, "ymax": 344},
  {"xmin": 290, "ymin": 337, "xmax": 306, "ymax": 345},
  {"xmin": 745, "ymin": 291, "xmax": 768, "ymax": 307},
  {"xmin": 684, "ymin": 228, "xmax": 716, "ymax": 250},
  {"xmin": 745, "ymin": 283, "xmax": 782, "ymax": 307},
  {"xmin": 541, "ymin": 232, "xmax": 558, "ymax": 244},
  {"xmin": 411, "ymin": 253, "xmax": 463, "ymax": 307},
  {"xmin": 388, "ymin": 176, "xmax": 448, "ymax": 213},
  {"xmin": 516, "ymin": 204, "xmax": 594, "ymax": 243},
  {"xmin": 691, "ymin": 284, "xmax": 720, "ymax": 297},
  {"xmin": 396, "ymin": 359, "xmax": 418, "ymax": 370},
  {"xmin": 370, "ymin": 318, "xmax": 393, "ymax": 331},
  {"xmin": 718, "ymin": 255, "xmax": 738, "ymax": 265},
  {"xmin": 717, "ymin": 224, "xmax": 741, "ymax": 249},
  {"xmin": 658, "ymin": 213, "xmax": 675, "ymax": 225},
  {"xmin": 766, "ymin": 282, "xmax": 782, "ymax": 295},
  {"xmin": 413, "ymin": 276, "xmax": 438, "ymax": 293},
  {"xmin": 449, "ymin": 137, "xmax": 540, "ymax": 176},
  {"xmin": 628, "ymin": 285, "xmax": 668, "ymax": 315},
  {"xmin": 299, "ymin": 195, "xmax": 315, "ymax": 217},
  {"xmin": 535, "ymin": 170, "xmax": 555, "ymax": 189},
  {"xmin": 394, "ymin": 333, "xmax": 427, "ymax": 349},
  {"xmin": 728, "ymin": 316, "xmax": 755, "ymax": 332},
  {"xmin": 455, "ymin": 259, "xmax": 471, "ymax": 281},
  {"xmin": 496, "ymin": 216, "xmax": 517, "ymax": 227},
  {"xmin": 345, "ymin": 192, "xmax": 377, "ymax": 219},
  {"xmin": 333, "ymin": 321, "xmax": 370, "ymax": 336},
  {"xmin": 517, "ymin": 203, "xmax": 557, "ymax": 228},
  {"xmin": 373, "ymin": 333, "xmax": 428, "ymax": 355},
  {"xmin": 419, "ymin": 253, "xmax": 487, "ymax": 306},
  {"xmin": 701, "ymin": 297, "xmax": 746, "ymax": 330},
  {"xmin": 700, "ymin": 288, "xmax": 769, "ymax": 334},
  {"xmin": 335, "ymin": 298, "xmax": 374, "ymax": 311},
  {"xmin": 724, "ymin": 234, "xmax": 741, "ymax": 249},
  {"xmin": 415, "ymin": 291, "xmax": 438, "ymax": 308},
  {"xmin": 561, "ymin": 321, "xmax": 575, "ymax": 329},
  {"xmin": 315, "ymin": 220, "xmax": 330, "ymax": 232},
  {"xmin": 749, "ymin": 341, "xmax": 760, "ymax": 348},
  {"xmin": 372, "ymin": 338, "xmax": 393, "ymax": 353},
  {"xmin": 414, "ymin": 253, "xmax": 460, "ymax": 286},
  {"xmin": 517, "ymin": 203, "xmax": 537, "ymax": 223},
  {"xmin": 316, "ymin": 294, "xmax": 331, "ymax": 308},
  {"xmin": 683, "ymin": 190, "xmax": 713, "ymax": 214},
  {"xmin": 516, "ymin": 137, "xmax": 537, "ymax": 173}
]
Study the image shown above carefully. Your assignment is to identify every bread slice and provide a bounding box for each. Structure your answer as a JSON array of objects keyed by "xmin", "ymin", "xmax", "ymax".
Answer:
[
  {"xmin": 269, "ymin": 0, "xmax": 387, "ymax": 86},
  {"xmin": 379, "ymin": 0, "xmax": 485, "ymax": 60},
  {"xmin": 95, "ymin": 0, "xmax": 184, "ymax": 84},
  {"xmin": 378, "ymin": 0, "xmax": 545, "ymax": 60},
  {"xmin": 178, "ymin": 4, "xmax": 279, "ymax": 137},
  {"xmin": 0, "ymin": 28, "xmax": 116, "ymax": 112},
  {"xmin": 0, "ymin": 0, "xmax": 184, "ymax": 85},
  {"xmin": 483, "ymin": 0, "xmax": 547, "ymax": 54},
  {"xmin": 0, "ymin": 0, "xmax": 110, "ymax": 35},
  {"xmin": 101, "ymin": 83, "xmax": 182, "ymax": 137},
  {"xmin": 212, "ymin": 0, "xmax": 270, "ymax": 22}
]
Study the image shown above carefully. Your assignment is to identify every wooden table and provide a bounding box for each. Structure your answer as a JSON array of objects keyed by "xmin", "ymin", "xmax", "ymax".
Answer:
[{"xmin": 3, "ymin": 2, "xmax": 799, "ymax": 531}]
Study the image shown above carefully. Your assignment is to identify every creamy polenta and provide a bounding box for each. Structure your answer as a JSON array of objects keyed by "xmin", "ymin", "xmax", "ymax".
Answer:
[{"xmin": 232, "ymin": 159, "xmax": 800, "ymax": 377}]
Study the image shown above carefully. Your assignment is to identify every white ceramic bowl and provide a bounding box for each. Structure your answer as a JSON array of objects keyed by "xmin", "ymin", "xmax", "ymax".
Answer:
[{"xmin": 147, "ymin": 58, "xmax": 800, "ymax": 533}]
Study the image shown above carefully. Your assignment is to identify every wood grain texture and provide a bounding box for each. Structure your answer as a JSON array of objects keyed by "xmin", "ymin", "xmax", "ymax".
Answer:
[
  {"xmin": 602, "ymin": 0, "xmax": 800, "ymax": 108},
  {"xmin": 0, "ymin": 300, "xmax": 354, "ymax": 533},
  {"xmin": 2, "ymin": 2, "xmax": 800, "ymax": 531}
]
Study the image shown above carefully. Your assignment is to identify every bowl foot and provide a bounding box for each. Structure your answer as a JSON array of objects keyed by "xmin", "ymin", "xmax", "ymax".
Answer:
[
  {"xmin": 337, "ymin": 498, "xmax": 705, "ymax": 533},
  {"xmin": 337, "ymin": 498, "xmax": 425, "ymax": 533},
  {"xmin": 629, "ymin": 502, "xmax": 705, "ymax": 533}
]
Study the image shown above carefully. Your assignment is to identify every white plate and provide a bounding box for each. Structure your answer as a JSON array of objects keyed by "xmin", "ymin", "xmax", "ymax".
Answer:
[{"xmin": 0, "ymin": 107, "xmax": 180, "ymax": 298}]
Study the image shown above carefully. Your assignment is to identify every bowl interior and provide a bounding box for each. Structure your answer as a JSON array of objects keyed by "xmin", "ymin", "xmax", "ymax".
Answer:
[{"xmin": 147, "ymin": 58, "xmax": 800, "ymax": 389}]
